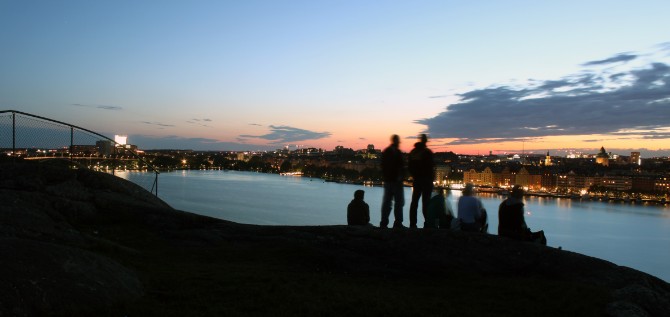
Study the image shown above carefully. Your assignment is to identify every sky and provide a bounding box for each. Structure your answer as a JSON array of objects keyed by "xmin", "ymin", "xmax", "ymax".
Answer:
[{"xmin": 1, "ymin": 0, "xmax": 670, "ymax": 157}]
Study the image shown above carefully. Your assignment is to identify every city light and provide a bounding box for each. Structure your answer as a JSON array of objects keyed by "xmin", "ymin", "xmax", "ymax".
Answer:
[{"xmin": 114, "ymin": 135, "xmax": 127, "ymax": 145}]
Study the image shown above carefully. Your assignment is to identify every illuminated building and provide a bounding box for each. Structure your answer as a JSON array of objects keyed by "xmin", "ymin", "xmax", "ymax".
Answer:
[
  {"xmin": 544, "ymin": 151, "xmax": 552, "ymax": 166},
  {"xmin": 596, "ymin": 146, "xmax": 609, "ymax": 166},
  {"xmin": 114, "ymin": 135, "xmax": 127, "ymax": 145},
  {"xmin": 630, "ymin": 152, "xmax": 641, "ymax": 165}
]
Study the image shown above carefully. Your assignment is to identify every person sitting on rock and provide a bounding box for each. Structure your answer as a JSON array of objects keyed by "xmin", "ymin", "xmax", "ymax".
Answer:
[
  {"xmin": 498, "ymin": 185, "xmax": 546, "ymax": 245},
  {"xmin": 424, "ymin": 188, "xmax": 455, "ymax": 229},
  {"xmin": 347, "ymin": 189, "xmax": 371, "ymax": 226},
  {"xmin": 457, "ymin": 183, "xmax": 488, "ymax": 232}
]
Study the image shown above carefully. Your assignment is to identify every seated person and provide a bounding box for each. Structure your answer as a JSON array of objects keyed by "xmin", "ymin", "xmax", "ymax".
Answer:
[
  {"xmin": 457, "ymin": 184, "xmax": 488, "ymax": 232},
  {"xmin": 498, "ymin": 185, "xmax": 546, "ymax": 245},
  {"xmin": 424, "ymin": 189, "xmax": 454, "ymax": 229},
  {"xmin": 347, "ymin": 189, "xmax": 371, "ymax": 226}
]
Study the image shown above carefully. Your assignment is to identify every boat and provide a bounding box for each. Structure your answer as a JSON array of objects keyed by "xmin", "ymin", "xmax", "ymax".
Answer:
[
  {"xmin": 477, "ymin": 186, "xmax": 500, "ymax": 193},
  {"xmin": 279, "ymin": 171, "xmax": 303, "ymax": 176}
]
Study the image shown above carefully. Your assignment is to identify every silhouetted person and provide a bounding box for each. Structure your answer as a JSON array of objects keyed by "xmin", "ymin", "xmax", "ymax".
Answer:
[
  {"xmin": 498, "ymin": 185, "xmax": 546, "ymax": 245},
  {"xmin": 424, "ymin": 188, "xmax": 454, "ymax": 229},
  {"xmin": 347, "ymin": 189, "xmax": 371, "ymax": 226},
  {"xmin": 380, "ymin": 134, "xmax": 405, "ymax": 229},
  {"xmin": 408, "ymin": 134, "xmax": 435, "ymax": 228},
  {"xmin": 457, "ymin": 183, "xmax": 488, "ymax": 232}
]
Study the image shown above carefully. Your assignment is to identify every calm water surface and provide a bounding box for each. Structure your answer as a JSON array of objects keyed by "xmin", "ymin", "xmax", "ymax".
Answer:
[{"xmin": 118, "ymin": 170, "xmax": 670, "ymax": 282}]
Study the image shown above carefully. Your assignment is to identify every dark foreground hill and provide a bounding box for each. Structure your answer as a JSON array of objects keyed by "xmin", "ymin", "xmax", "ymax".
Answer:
[{"xmin": 1, "ymin": 160, "xmax": 668, "ymax": 317}]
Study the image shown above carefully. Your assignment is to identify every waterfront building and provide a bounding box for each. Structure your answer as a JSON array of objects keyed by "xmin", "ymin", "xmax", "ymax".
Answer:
[
  {"xmin": 71, "ymin": 145, "xmax": 97, "ymax": 155},
  {"xmin": 480, "ymin": 166, "xmax": 496, "ymax": 186},
  {"xmin": 116, "ymin": 144, "xmax": 138, "ymax": 155},
  {"xmin": 434, "ymin": 164, "xmax": 450, "ymax": 186},
  {"xmin": 561, "ymin": 172, "xmax": 581, "ymax": 192},
  {"xmin": 343, "ymin": 161, "xmax": 369, "ymax": 173},
  {"xmin": 541, "ymin": 169, "xmax": 557, "ymax": 191},
  {"xmin": 631, "ymin": 176, "xmax": 657, "ymax": 193},
  {"xmin": 463, "ymin": 168, "xmax": 480, "ymax": 184},
  {"xmin": 513, "ymin": 166, "xmax": 543, "ymax": 190},
  {"xmin": 500, "ymin": 166, "xmax": 513, "ymax": 187},
  {"xmin": 556, "ymin": 171, "xmax": 579, "ymax": 192},
  {"xmin": 654, "ymin": 177, "xmax": 670, "ymax": 194},
  {"xmin": 459, "ymin": 165, "xmax": 544, "ymax": 189},
  {"xmin": 515, "ymin": 167, "xmax": 530, "ymax": 188},
  {"xmin": 96, "ymin": 140, "xmax": 114, "ymax": 156},
  {"xmin": 523, "ymin": 167, "xmax": 544, "ymax": 190},
  {"xmin": 598, "ymin": 175, "xmax": 632, "ymax": 191}
]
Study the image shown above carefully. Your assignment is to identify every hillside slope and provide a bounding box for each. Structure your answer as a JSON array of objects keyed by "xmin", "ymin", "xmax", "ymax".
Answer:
[{"xmin": 1, "ymin": 160, "xmax": 668, "ymax": 316}]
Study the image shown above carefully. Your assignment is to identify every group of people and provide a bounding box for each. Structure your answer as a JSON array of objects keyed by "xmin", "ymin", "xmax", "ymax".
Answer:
[{"xmin": 347, "ymin": 134, "xmax": 546, "ymax": 245}]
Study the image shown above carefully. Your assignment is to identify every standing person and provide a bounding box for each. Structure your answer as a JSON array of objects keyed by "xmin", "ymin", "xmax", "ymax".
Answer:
[
  {"xmin": 408, "ymin": 134, "xmax": 435, "ymax": 228},
  {"xmin": 347, "ymin": 189, "xmax": 371, "ymax": 226},
  {"xmin": 380, "ymin": 134, "xmax": 406, "ymax": 229},
  {"xmin": 457, "ymin": 183, "xmax": 488, "ymax": 232},
  {"xmin": 498, "ymin": 185, "xmax": 546, "ymax": 245}
]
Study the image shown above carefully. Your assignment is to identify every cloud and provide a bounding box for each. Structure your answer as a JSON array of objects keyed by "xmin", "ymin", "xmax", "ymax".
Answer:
[
  {"xmin": 129, "ymin": 135, "xmax": 278, "ymax": 151},
  {"xmin": 141, "ymin": 121, "xmax": 175, "ymax": 128},
  {"xmin": 446, "ymin": 137, "xmax": 538, "ymax": 145},
  {"xmin": 641, "ymin": 133, "xmax": 670, "ymax": 140},
  {"xmin": 545, "ymin": 147, "xmax": 670, "ymax": 158},
  {"xmin": 72, "ymin": 103, "xmax": 122, "ymax": 111},
  {"xmin": 249, "ymin": 123, "xmax": 263, "ymax": 126},
  {"xmin": 186, "ymin": 118, "xmax": 212, "ymax": 127},
  {"xmin": 657, "ymin": 42, "xmax": 670, "ymax": 53},
  {"xmin": 582, "ymin": 53, "xmax": 637, "ymax": 66},
  {"xmin": 240, "ymin": 125, "xmax": 331, "ymax": 144},
  {"xmin": 417, "ymin": 49, "xmax": 670, "ymax": 145}
]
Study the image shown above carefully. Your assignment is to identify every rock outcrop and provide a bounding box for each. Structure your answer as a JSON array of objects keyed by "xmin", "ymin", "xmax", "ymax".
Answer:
[
  {"xmin": 0, "ymin": 160, "xmax": 165, "ymax": 315},
  {"xmin": 1, "ymin": 159, "xmax": 668, "ymax": 316}
]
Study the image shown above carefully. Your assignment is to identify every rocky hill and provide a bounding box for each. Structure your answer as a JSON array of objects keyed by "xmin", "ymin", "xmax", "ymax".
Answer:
[{"xmin": 1, "ymin": 159, "xmax": 668, "ymax": 316}]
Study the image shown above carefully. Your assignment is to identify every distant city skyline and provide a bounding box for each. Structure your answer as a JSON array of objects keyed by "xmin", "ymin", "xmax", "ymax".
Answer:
[{"xmin": 1, "ymin": 1, "xmax": 669, "ymax": 156}]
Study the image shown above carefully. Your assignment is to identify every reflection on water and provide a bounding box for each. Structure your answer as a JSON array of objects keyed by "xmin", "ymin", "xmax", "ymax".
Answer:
[{"xmin": 117, "ymin": 170, "xmax": 670, "ymax": 282}]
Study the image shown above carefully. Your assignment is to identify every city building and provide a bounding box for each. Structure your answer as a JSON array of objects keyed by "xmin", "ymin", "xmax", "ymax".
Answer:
[
  {"xmin": 70, "ymin": 145, "xmax": 97, "ymax": 155},
  {"xmin": 544, "ymin": 151, "xmax": 553, "ymax": 166},
  {"xmin": 596, "ymin": 147, "xmax": 609, "ymax": 166},
  {"xmin": 96, "ymin": 140, "xmax": 114, "ymax": 156},
  {"xmin": 654, "ymin": 177, "xmax": 670, "ymax": 194},
  {"xmin": 434, "ymin": 164, "xmax": 450, "ymax": 186},
  {"xmin": 630, "ymin": 152, "xmax": 641, "ymax": 165}
]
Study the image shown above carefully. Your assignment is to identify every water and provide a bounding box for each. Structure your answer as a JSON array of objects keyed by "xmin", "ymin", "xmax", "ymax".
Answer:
[{"xmin": 118, "ymin": 170, "xmax": 670, "ymax": 282}]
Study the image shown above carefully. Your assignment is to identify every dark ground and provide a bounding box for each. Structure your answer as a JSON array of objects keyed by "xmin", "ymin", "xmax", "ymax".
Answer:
[{"xmin": 1, "ymin": 160, "xmax": 669, "ymax": 316}]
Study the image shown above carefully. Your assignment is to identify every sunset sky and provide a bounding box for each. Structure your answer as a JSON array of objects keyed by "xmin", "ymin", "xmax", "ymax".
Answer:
[{"xmin": 2, "ymin": 1, "xmax": 670, "ymax": 156}]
